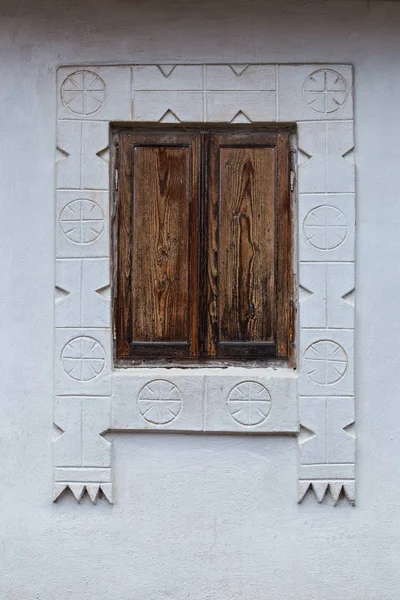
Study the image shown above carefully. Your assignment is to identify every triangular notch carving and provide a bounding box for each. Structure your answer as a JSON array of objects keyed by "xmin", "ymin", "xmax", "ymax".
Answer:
[
  {"xmin": 229, "ymin": 64, "xmax": 249, "ymax": 77},
  {"xmin": 298, "ymin": 147, "xmax": 312, "ymax": 167},
  {"xmin": 157, "ymin": 65, "xmax": 176, "ymax": 78},
  {"xmin": 56, "ymin": 146, "xmax": 69, "ymax": 163},
  {"xmin": 96, "ymin": 146, "xmax": 110, "ymax": 163},
  {"xmin": 159, "ymin": 109, "xmax": 181, "ymax": 123},
  {"xmin": 342, "ymin": 288, "xmax": 355, "ymax": 307},
  {"xmin": 55, "ymin": 286, "xmax": 70, "ymax": 302},
  {"xmin": 95, "ymin": 284, "xmax": 111, "ymax": 301},
  {"xmin": 230, "ymin": 110, "xmax": 252, "ymax": 123},
  {"xmin": 298, "ymin": 425, "xmax": 316, "ymax": 444}
]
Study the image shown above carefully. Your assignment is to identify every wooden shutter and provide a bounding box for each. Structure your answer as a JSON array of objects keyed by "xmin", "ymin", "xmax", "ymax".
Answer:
[
  {"xmin": 205, "ymin": 131, "xmax": 292, "ymax": 359},
  {"xmin": 114, "ymin": 126, "xmax": 293, "ymax": 364},
  {"xmin": 115, "ymin": 131, "xmax": 200, "ymax": 360}
]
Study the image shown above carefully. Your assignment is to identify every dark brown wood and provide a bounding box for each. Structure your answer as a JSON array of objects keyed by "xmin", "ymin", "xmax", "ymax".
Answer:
[
  {"xmin": 217, "ymin": 342, "xmax": 277, "ymax": 359},
  {"xmin": 205, "ymin": 133, "xmax": 219, "ymax": 357},
  {"xmin": 115, "ymin": 131, "xmax": 200, "ymax": 360},
  {"xmin": 132, "ymin": 145, "xmax": 189, "ymax": 342},
  {"xmin": 114, "ymin": 125, "xmax": 294, "ymax": 365},
  {"xmin": 206, "ymin": 130, "xmax": 292, "ymax": 360},
  {"xmin": 218, "ymin": 145, "xmax": 276, "ymax": 342},
  {"xmin": 189, "ymin": 136, "xmax": 201, "ymax": 357},
  {"xmin": 115, "ymin": 132, "xmax": 133, "ymax": 358},
  {"xmin": 275, "ymin": 132, "xmax": 293, "ymax": 359}
]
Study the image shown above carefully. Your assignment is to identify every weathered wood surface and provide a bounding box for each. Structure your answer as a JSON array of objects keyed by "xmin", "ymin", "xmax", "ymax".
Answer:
[
  {"xmin": 218, "ymin": 145, "xmax": 276, "ymax": 343},
  {"xmin": 114, "ymin": 126, "xmax": 293, "ymax": 363},
  {"xmin": 132, "ymin": 145, "xmax": 190, "ymax": 342},
  {"xmin": 116, "ymin": 132, "xmax": 199, "ymax": 359}
]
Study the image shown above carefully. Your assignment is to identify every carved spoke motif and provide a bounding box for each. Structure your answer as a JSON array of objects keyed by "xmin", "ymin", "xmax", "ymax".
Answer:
[
  {"xmin": 304, "ymin": 340, "xmax": 347, "ymax": 385},
  {"xmin": 227, "ymin": 381, "xmax": 272, "ymax": 426},
  {"xmin": 138, "ymin": 380, "xmax": 182, "ymax": 425},
  {"xmin": 303, "ymin": 69, "xmax": 348, "ymax": 114},
  {"xmin": 60, "ymin": 199, "xmax": 104, "ymax": 244},
  {"xmin": 61, "ymin": 70, "xmax": 106, "ymax": 115},
  {"xmin": 304, "ymin": 205, "xmax": 347, "ymax": 250},
  {"xmin": 62, "ymin": 336, "xmax": 106, "ymax": 381}
]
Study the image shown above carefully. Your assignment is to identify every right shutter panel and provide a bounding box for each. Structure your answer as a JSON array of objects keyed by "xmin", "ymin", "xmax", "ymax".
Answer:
[{"xmin": 206, "ymin": 131, "xmax": 292, "ymax": 360}]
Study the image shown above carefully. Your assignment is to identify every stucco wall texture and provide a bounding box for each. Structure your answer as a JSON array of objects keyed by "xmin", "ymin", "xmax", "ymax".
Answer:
[{"xmin": 1, "ymin": 0, "xmax": 400, "ymax": 598}]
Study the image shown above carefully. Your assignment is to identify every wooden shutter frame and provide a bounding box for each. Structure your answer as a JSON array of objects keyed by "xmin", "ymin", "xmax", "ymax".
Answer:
[
  {"xmin": 112, "ymin": 124, "xmax": 295, "ymax": 367},
  {"xmin": 206, "ymin": 130, "xmax": 293, "ymax": 360},
  {"xmin": 114, "ymin": 130, "xmax": 201, "ymax": 361}
]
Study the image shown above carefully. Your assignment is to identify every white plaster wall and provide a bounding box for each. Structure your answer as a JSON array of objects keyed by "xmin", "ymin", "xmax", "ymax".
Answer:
[{"xmin": 1, "ymin": 0, "xmax": 400, "ymax": 598}]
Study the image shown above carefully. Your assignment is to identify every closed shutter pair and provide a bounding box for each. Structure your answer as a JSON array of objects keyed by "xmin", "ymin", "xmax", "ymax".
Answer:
[{"xmin": 114, "ymin": 126, "xmax": 294, "ymax": 364}]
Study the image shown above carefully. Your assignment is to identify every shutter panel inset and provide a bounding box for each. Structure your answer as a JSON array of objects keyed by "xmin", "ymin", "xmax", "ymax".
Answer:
[
  {"xmin": 206, "ymin": 131, "xmax": 292, "ymax": 359},
  {"xmin": 116, "ymin": 132, "xmax": 200, "ymax": 360}
]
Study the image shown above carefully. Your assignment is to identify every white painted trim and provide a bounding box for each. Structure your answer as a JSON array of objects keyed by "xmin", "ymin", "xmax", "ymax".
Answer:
[{"xmin": 54, "ymin": 63, "xmax": 355, "ymax": 506}]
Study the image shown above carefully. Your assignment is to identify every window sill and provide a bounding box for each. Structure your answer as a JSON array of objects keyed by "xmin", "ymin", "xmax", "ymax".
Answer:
[{"xmin": 111, "ymin": 367, "xmax": 298, "ymax": 433}]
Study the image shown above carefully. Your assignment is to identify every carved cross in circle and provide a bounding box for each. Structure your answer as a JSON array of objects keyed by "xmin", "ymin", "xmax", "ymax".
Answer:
[
  {"xmin": 227, "ymin": 381, "xmax": 272, "ymax": 426},
  {"xmin": 303, "ymin": 69, "xmax": 348, "ymax": 114},
  {"xmin": 60, "ymin": 198, "xmax": 104, "ymax": 245},
  {"xmin": 61, "ymin": 336, "xmax": 106, "ymax": 381},
  {"xmin": 138, "ymin": 380, "xmax": 182, "ymax": 425},
  {"xmin": 304, "ymin": 340, "xmax": 347, "ymax": 385},
  {"xmin": 304, "ymin": 205, "xmax": 347, "ymax": 251},
  {"xmin": 61, "ymin": 70, "xmax": 106, "ymax": 116}
]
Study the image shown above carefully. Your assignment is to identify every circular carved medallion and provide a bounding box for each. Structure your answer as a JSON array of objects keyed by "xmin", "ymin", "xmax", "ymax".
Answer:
[
  {"xmin": 304, "ymin": 205, "xmax": 347, "ymax": 251},
  {"xmin": 62, "ymin": 336, "xmax": 106, "ymax": 381},
  {"xmin": 227, "ymin": 381, "xmax": 272, "ymax": 426},
  {"xmin": 60, "ymin": 198, "xmax": 104, "ymax": 245},
  {"xmin": 61, "ymin": 70, "xmax": 106, "ymax": 116},
  {"xmin": 138, "ymin": 380, "xmax": 182, "ymax": 425},
  {"xmin": 303, "ymin": 340, "xmax": 347, "ymax": 385},
  {"xmin": 303, "ymin": 69, "xmax": 348, "ymax": 114}
]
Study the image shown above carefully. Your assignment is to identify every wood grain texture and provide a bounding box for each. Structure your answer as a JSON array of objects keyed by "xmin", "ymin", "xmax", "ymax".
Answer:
[
  {"xmin": 218, "ymin": 146, "xmax": 276, "ymax": 343},
  {"xmin": 115, "ymin": 131, "xmax": 200, "ymax": 360},
  {"xmin": 206, "ymin": 130, "xmax": 292, "ymax": 360},
  {"xmin": 115, "ymin": 132, "xmax": 133, "ymax": 358},
  {"xmin": 132, "ymin": 145, "xmax": 190, "ymax": 342},
  {"xmin": 205, "ymin": 134, "xmax": 218, "ymax": 356},
  {"xmin": 114, "ymin": 126, "xmax": 293, "ymax": 364},
  {"xmin": 275, "ymin": 132, "xmax": 293, "ymax": 358}
]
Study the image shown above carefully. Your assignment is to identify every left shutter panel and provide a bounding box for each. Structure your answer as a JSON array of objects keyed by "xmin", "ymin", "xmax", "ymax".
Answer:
[{"xmin": 116, "ymin": 130, "xmax": 200, "ymax": 362}]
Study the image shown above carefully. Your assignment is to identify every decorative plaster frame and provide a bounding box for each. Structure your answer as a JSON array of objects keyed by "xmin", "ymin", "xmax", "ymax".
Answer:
[{"xmin": 54, "ymin": 64, "xmax": 355, "ymax": 506}]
